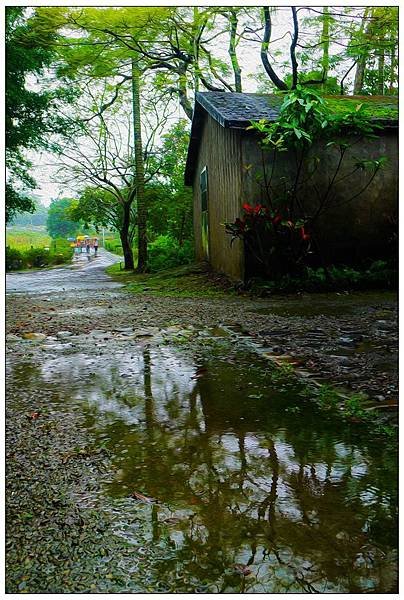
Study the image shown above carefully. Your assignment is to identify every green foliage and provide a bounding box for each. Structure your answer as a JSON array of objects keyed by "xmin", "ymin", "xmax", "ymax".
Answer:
[
  {"xmin": 6, "ymin": 227, "xmax": 51, "ymax": 250},
  {"xmin": 148, "ymin": 236, "xmax": 194, "ymax": 272},
  {"xmin": 147, "ymin": 120, "xmax": 193, "ymax": 245},
  {"xmin": 5, "ymin": 247, "xmax": 25, "ymax": 271},
  {"xmin": 347, "ymin": 7, "xmax": 398, "ymax": 95},
  {"xmin": 251, "ymin": 86, "xmax": 329, "ymax": 150},
  {"xmin": 73, "ymin": 188, "xmax": 121, "ymax": 228},
  {"xmin": 104, "ymin": 239, "xmax": 124, "ymax": 256},
  {"xmin": 314, "ymin": 385, "xmax": 340, "ymax": 410},
  {"xmin": 251, "ymin": 86, "xmax": 386, "ymax": 154},
  {"xmin": 249, "ymin": 261, "xmax": 397, "ymax": 294},
  {"xmin": 344, "ymin": 393, "xmax": 370, "ymax": 420},
  {"xmin": 10, "ymin": 202, "xmax": 48, "ymax": 226},
  {"xmin": 6, "ymin": 8, "xmax": 74, "ymax": 222},
  {"xmin": 6, "ymin": 238, "xmax": 73, "ymax": 271},
  {"xmin": 46, "ymin": 198, "xmax": 81, "ymax": 239}
]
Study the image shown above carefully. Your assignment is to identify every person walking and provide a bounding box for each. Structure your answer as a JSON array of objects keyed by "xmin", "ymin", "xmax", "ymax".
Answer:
[
  {"xmin": 94, "ymin": 239, "xmax": 99, "ymax": 256},
  {"xmin": 86, "ymin": 242, "xmax": 90, "ymax": 254}
]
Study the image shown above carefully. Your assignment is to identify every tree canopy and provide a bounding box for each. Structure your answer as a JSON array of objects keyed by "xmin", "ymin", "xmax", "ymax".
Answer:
[
  {"xmin": 5, "ymin": 7, "xmax": 74, "ymax": 222},
  {"xmin": 46, "ymin": 198, "xmax": 81, "ymax": 239},
  {"xmin": 8, "ymin": 6, "xmax": 398, "ymax": 269}
]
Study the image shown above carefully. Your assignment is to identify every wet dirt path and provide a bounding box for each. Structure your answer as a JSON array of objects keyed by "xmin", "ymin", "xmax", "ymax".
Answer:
[{"xmin": 6, "ymin": 252, "xmax": 398, "ymax": 592}]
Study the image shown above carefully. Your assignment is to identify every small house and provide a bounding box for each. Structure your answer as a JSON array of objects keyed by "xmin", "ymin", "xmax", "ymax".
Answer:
[{"xmin": 184, "ymin": 92, "xmax": 398, "ymax": 282}]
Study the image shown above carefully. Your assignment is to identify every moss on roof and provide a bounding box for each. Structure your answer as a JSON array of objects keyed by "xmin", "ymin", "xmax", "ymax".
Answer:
[{"xmin": 324, "ymin": 95, "xmax": 398, "ymax": 120}]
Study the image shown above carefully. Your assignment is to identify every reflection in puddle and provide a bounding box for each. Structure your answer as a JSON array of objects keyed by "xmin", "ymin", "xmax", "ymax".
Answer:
[{"xmin": 8, "ymin": 342, "xmax": 397, "ymax": 593}]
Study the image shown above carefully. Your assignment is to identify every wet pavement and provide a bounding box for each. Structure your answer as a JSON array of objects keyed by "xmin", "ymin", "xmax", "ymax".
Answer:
[
  {"xmin": 6, "ymin": 253, "xmax": 398, "ymax": 593},
  {"xmin": 6, "ymin": 249, "xmax": 122, "ymax": 295}
]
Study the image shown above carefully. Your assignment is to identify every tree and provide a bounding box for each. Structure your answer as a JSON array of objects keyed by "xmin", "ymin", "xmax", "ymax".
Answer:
[
  {"xmin": 146, "ymin": 120, "xmax": 193, "ymax": 245},
  {"xmin": 32, "ymin": 6, "xmax": 173, "ymax": 271},
  {"xmin": 5, "ymin": 7, "xmax": 72, "ymax": 222},
  {"xmin": 10, "ymin": 200, "xmax": 48, "ymax": 226},
  {"xmin": 56, "ymin": 96, "xmax": 146, "ymax": 269},
  {"xmin": 46, "ymin": 198, "xmax": 81, "ymax": 238}
]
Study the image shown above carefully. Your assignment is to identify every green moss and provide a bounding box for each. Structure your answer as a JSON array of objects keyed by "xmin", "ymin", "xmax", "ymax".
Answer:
[
  {"xmin": 105, "ymin": 263, "xmax": 233, "ymax": 299},
  {"xmin": 324, "ymin": 95, "xmax": 398, "ymax": 120}
]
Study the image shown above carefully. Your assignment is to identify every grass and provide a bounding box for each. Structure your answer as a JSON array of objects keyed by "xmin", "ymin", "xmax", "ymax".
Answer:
[
  {"xmin": 6, "ymin": 226, "xmax": 51, "ymax": 251},
  {"xmin": 106, "ymin": 262, "xmax": 235, "ymax": 299}
]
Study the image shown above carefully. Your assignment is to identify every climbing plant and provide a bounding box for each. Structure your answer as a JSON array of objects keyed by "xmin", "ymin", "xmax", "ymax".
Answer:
[{"xmin": 225, "ymin": 86, "xmax": 388, "ymax": 278}]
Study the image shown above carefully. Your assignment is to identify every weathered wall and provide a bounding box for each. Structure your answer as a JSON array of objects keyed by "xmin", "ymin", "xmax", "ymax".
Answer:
[
  {"xmin": 191, "ymin": 115, "xmax": 397, "ymax": 281},
  {"xmin": 241, "ymin": 127, "xmax": 398, "ymax": 266},
  {"xmin": 192, "ymin": 116, "xmax": 245, "ymax": 280}
]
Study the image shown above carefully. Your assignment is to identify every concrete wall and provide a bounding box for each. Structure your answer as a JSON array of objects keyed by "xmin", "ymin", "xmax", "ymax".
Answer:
[{"xmin": 241, "ymin": 127, "xmax": 398, "ymax": 266}]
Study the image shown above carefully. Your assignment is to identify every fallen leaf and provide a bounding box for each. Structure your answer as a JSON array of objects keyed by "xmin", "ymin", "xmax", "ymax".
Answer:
[
  {"xmin": 28, "ymin": 411, "xmax": 40, "ymax": 421},
  {"xmin": 130, "ymin": 491, "xmax": 156, "ymax": 503}
]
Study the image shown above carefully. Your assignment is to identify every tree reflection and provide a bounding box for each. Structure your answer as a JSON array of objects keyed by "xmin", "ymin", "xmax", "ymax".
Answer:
[{"xmin": 15, "ymin": 346, "xmax": 396, "ymax": 593}]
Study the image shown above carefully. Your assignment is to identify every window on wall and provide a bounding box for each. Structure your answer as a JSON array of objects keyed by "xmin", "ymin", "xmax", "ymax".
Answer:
[{"xmin": 200, "ymin": 167, "xmax": 208, "ymax": 212}]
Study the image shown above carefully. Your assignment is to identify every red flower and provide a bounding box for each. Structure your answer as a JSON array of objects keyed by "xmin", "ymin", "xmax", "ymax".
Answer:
[
  {"xmin": 272, "ymin": 214, "xmax": 282, "ymax": 225},
  {"xmin": 242, "ymin": 203, "xmax": 254, "ymax": 214}
]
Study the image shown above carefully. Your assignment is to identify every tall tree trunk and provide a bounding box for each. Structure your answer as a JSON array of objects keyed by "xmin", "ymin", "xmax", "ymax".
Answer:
[
  {"xmin": 131, "ymin": 58, "xmax": 147, "ymax": 272},
  {"xmin": 120, "ymin": 201, "xmax": 135, "ymax": 270},
  {"xmin": 261, "ymin": 7, "xmax": 288, "ymax": 90},
  {"xmin": 178, "ymin": 68, "xmax": 193, "ymax": 120},
  {"xmin": 353, "ymin": 7, "xmax": 370, "ymax": 94},
  {"xmin": 228, "ymin": 9, "xmax": 242, "ymax": 92},
  {"xmin": 193, "ymin": 7, "xmax": 200, "ymax": 93},
  {"xmin": 320, "ymin": 6, "xmax": 330, "ymax": 91},
  {"xmin": 290, "ymin": 7, "xmax": 299, "ymax": 89},
  {"xmin": 377, "ymin": 49, "xmax": 385, "ymax": 95},
  {"xmin": 388, "ymin": 46, "xmax": 396, "ymax": 93}
]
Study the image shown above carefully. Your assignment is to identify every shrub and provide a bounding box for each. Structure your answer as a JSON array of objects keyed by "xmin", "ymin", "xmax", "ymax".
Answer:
[
  {"xmin": 6, "ymin": 247, "xmax": 25, "ymax": 271},
  {"xmin": 248, "ymin": 260, "xmax": 397, "ymax": 294},
  {"xmin": 25, "ymin": 247, "xmax": 51, "ymax": 268},
  {"xmin": 6, "ymin": 238, "xmax": 73, "ymax": 271},
  {"xmin": 148, "ymin": 235, "xmax": 194, "ymax": 272},
  {"xmin": 104, "ymin": 239, "xmax": 123, "ymax": 255}
]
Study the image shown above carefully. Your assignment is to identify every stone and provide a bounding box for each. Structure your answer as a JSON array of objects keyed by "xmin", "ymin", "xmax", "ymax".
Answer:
[
  {"xmin": 56, "ymin": 331, "xmax": 73, "ymax": 338},
  {"xmin": 337, "ymin": 336, "xmax": 356, "ymax": 347},
  {"xmin": 6, "ymin": 334, "xmax": 21, "ymax": 342},
  {"xmin": 22, "ymin": 333, "xmax": 47, "ymax": 341},
  {"xmin": 130, "ymin": 327, "xmax": 159, "ymax": 338}
]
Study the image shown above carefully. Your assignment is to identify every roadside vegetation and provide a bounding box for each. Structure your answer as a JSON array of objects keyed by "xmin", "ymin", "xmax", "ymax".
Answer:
[
  {"xmin": 106, "ymin": 262, "xmax": 231, "ymax": 299},
  {"xmin": 248, "ymin": 260, "xmax": 397, "ymax": 295},
  {"xmin": 6, "ymin": 227, "xmax": 73, "ymax": 271}
]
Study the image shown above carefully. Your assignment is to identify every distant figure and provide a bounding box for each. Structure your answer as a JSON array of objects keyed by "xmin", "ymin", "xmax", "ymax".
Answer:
[
  {"xmin": 94, "ymin": 239, "xmax": 99, "ymax": 255},
  {"xmin": 86, "ymin": 243, "xmax": 90, "ymax": 254}
]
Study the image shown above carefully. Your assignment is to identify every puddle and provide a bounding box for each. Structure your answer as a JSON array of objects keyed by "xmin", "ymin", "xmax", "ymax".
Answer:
[
  {"xmin": 251, "ymin": 292, "xmax": 397, "ymax": 319},
  {"xmin": 7, "ymin": 339, "xmax": 397, "ymax": 593}
]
